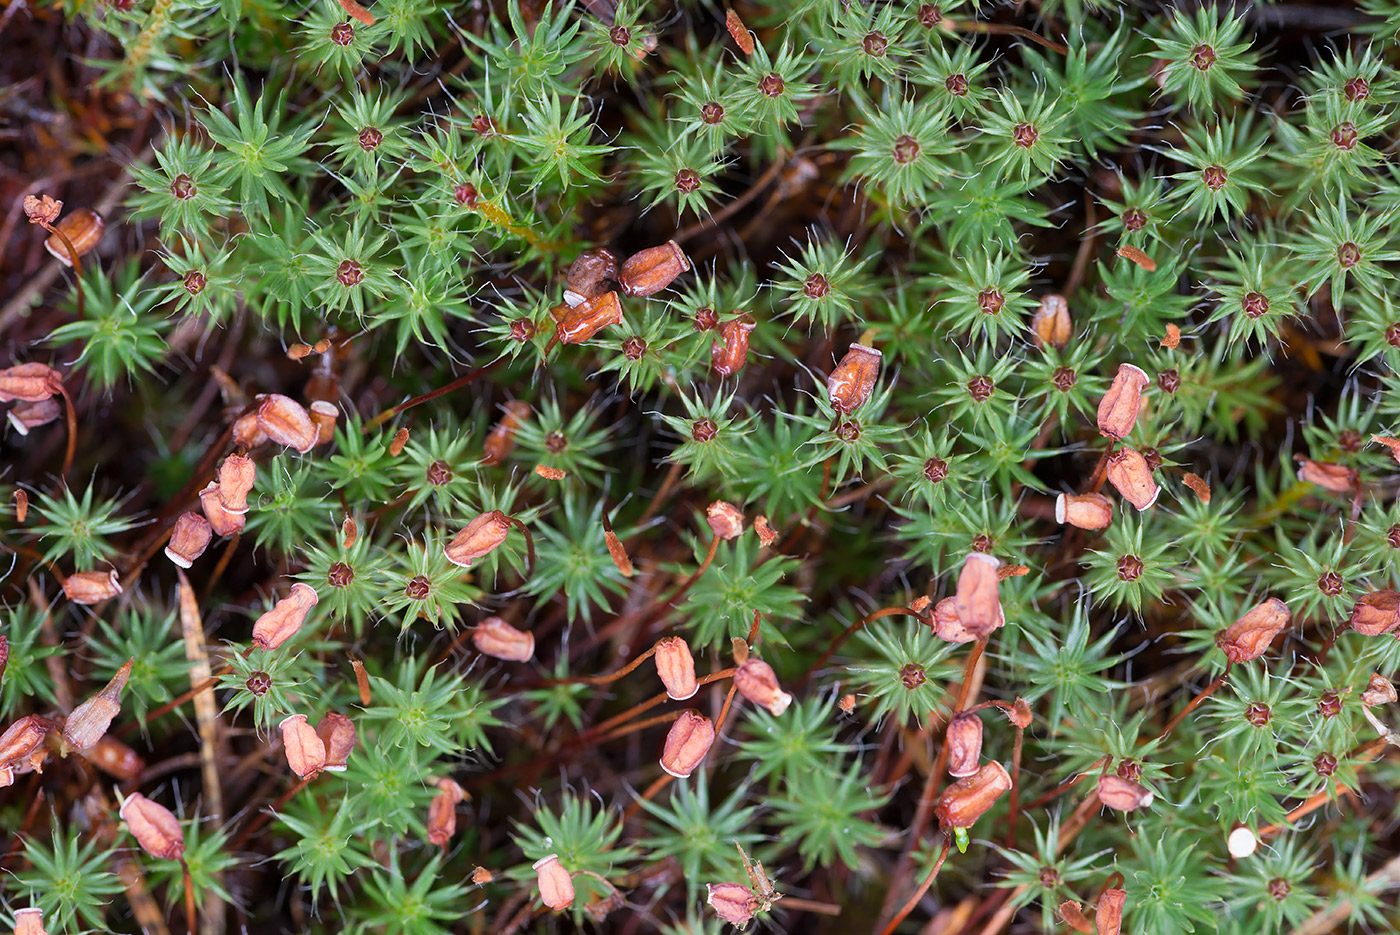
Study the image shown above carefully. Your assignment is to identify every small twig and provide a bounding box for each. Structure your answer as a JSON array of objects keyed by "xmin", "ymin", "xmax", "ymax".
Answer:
[{"xmin": 877, "ymin": 834, "xmax": 953, "ymax": 935}]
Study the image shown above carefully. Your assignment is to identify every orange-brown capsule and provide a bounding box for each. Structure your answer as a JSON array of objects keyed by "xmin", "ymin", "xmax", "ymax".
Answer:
[
  {"xmin": 1361, "ymin": 673, "xmax": 1397, "ymax": 707},
  {"xmin": 535, "ymin": 465, "xmax": 567, "ymax": 480},
  {"xmin": 1096, "ymin": 363, "xmax": 1150, "ymax": 439},
  {"xmin": 753, "ymin": 515, "xmax": 778, "ymax": 547},
  {"xmin": 839, "ymin": 694, "xmax": 856, "ymax": 714},
  {"xmin": 44, "ymin": 208, "xmax": 105, "ymax": 266},
  {"xmin": 22, "ymin": 193, "xmax": 62, "ymax": 225},
  {"xmin": 252, "ymin": 583, "xmax": 319, "ymax": 650},
  {"xmin": 471, "ymin": 866, "xmax": 493, "ymax": 885},
  {"xmin": 725, "ymin": 7, "xmax": 755, "ymax": 54},
  {"xmin": 389, "ymin": 427, "xmax": 409, "ymax": 456},
  {"xmin": 1007, "ymin": 698, "xmax": 1033, "ymax": 729},
  {"xmin": 946, "ymin": 713, "xmax": 984, "ymax": 778},
  {"xmin": 164, "ymin": 512, "xmax": 212, "ymax": 568},
  {"xmin": 706, "ymin": 500, "xmax": 745, "ymax": 540},
  {"xmin": 309, "ymin": 401, "xmax": 339, "ymax": 446},
  {"xmin": 708, "ymin": 881, "xmax": 758, "ymax": 927},
  {"xmin": 85, "ymin": 734, "xmax": 144, "ymax": 780},
  {"xmin": 1371, "ymin": 435, "xmax": 1400, "ymax": 466},
  {"xmin": 279, "ymin": 713, "xmax": 327, "ymax": 779},
  {"xmin": 342, "ymin": 516, "xmax": 358, "ymax": 549},
  {"xmin": 1161, "ymin": 323, "xmax": 1181, "ymax": 349},
  {"xmin": 256, "ymin": 394, "xmax": 318, "ymax": 453},
  {"xmin": 231, "ymin": 411, "xmax": 268, "ymax": 449},
  {"xmin": 710, "ymin": 314, "xmax": 756, "ymax": 376},
  {"xmin": 565, "ymin": 247, "xmax": 618, "ymax": 304},
  {"xmin": 619, "ymin": 241, "xmax": 690, "ymax": 297},
  {"xmin": 199, "ymin": 481, "xmax": 246, "ymax": 537},
  {"xmin": 1216, "ymin": 598, "xmax": 1292, "ymax": 663},
  {"xmin": 1115, "ymin": 244, "xmax": 1157, "ymax": 272},
  {"xmin": 826, "ymin": 343, "xmax": 882, "ymax": 412},
  {"xmin": 63, "ymin": 569, "xmax": 123, "ymax": 605},
  {"xmin": 7, "ymin": 397, "xmax": 62, "ymax": 435},
  {"xmin": 935, "ymin": 760, "xmax": 1012, "ymax": 829},
  {"xmin": 63, "ymin": 659, "xmax": 132, "ymax": 752},
  {"xmin": 0, "ymin": 362, "xmax": 62, "ymax": 403},
  {"xmin": 482, "ymin": 400, "xmax": 532, "ymax": 466},
  {"xmin": 1349, "ymin": 590, "xmax": 1400, "ymax": 637},
  {"xmin": 1097, "ymin": 774, "xmax": 1154, "ymax": 811},
  {"xmin": 1030, "ymin": 294, "xmax": 1071, "ymax": 350},
  {"xmin": 444, "ymin": 511, "xmax": 512, "ymax": 567},
  {"xmin": 287, "ymin": 343, "xmax": 314, "ymax": 361},
  {"xmin": 953, "ymin": 553, "xmax": 1004, "ymax": 639},
  {"xmin": 734, "ymin": 659, "xmax": 792, "ymax": 716},
  {"xmin": 553, "ymin": 290, "xmax": 623, "ymax": 344},
  {"xmin": 315, "ymin": 711, "xmax": 356, "ymax": 771},
  {"xmin": 217, "ymin": 454, "xmax": 256, "ymax": 515},
  {"xmin": 472, "ymin": 616, "xmax": 534, "ymax": 662},
  {"xmin": 660, "ymin": 710, "xmax": 716, "ymax": 778},
  {"xmin": 1055, "ymin": 492, "xmax": 1113, "ymax": 530},
  {"xmin": 119, "ymin": 793, "xmax": 185, "ymax": 861},
  {"xmin": 12, "ymin": 489, "xmax": 27, "ymax": 523},
  {"xmin": 533, "ymin": 854, "xmax": 575, "ymax": 911},
  {"xmin": 1182, "ymin": 472, "xmax": 1210, "ymax": 503},
  {"xmin": 1105, "ymin": 447, "xmax": 1160, "ymax": 510},
  {"xmin": 1095, "ymin": 888, "xmax": 1126, "ymax": 935},
  {"xmin": 1297, "ymin": 459, "xmax": 1356, "ymax": 494},
  {"xmin": 1058, "ymin": 901, "xmax": 1093, "ymax": 934},
  {"xmin": 654, "ymin": 637, "xmax": 698, "ymax": 701}
]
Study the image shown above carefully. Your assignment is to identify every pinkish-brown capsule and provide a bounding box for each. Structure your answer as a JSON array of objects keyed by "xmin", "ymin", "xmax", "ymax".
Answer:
[
  {"xmin": 482, "ymin": 401, "xmax": 531, "ymax": 466},
  {"xmin": 1216, "ymin": 597, "xmax": 1291, "ymax": 663},
  {"xmin": 1097, "ymin": 773, "xmax": 1154, "ymax": 811},
  {"xmin": 1096, "ymin": 364, "xmax": 1150, "ymax": 440},
  {"xmin": 63, "ymin": 568, "xmax": 122, "ymax": 605},
  {"xmin": 1055, "ymin": 492, "xmax": 1113, "ymax": 530},
  {"xmin": 826, "ymin": 343, "xmax": 882, "ymax": 412},
  {"xmin": 62, "ymin": 659, "xmax": 132, "ymax": 752},
  {"xmin": 309, "ymin": 400, "xmax": 339, "ymax": 446},
  {"xmin": 13, "ymin": 908, "xmax": 47, "ymax": 935},
  {"xmin": 217, "ymin": 454, "xmax": 256, "ymax": 514},
  {"xmin": 0, "ymin": 715, "xmax": 47, "ymax": 767},
  {"xmin": 199, "ymin": 481, "xmax": 246, "ymax": 537},
  {"xmin": 1105, "ymin": 447, "xmax": 1160, "ymax": 510},
  {"xmin": 7, "ymin": 397, "xmax": 62, "ymax": 435},
  {"xmin": 706, "ymin": 500, "xmax": 745, "ymax": 540},
  {"xmin": 119, "ymin": 793, "xmax": 185, "ymax": 861},
  {"xmin": 427, "ymin": 777, "xmax": 466, "ymax": 847},
  {"xmin": 85, "ymin": 734, "xmax": 144, "ymax": 781},
  {"xmin": 164, "ymin": 512, "xmax": 212, "ymax": 568},
  {"xmin": 256, "ymin": 394, "xmax": 318, "ymax": 453},
  {"xmin": 935, "ymin": 760, "xmax": 1012, "ymax": 829},
  {"xmin": 472, "ymin": 616, "xmax": 534, "ymax": 662},
  {"xmin": 231, "ymin": 411, "xmax": 269, "ymax": 449},
  {"xmin": 565, "ymin": 247, "xmax": 619, "ymax": 304},
  {"xmin": 0, "ymin": 362, "xmax": 62, "ymax": 403},
  {"xmin": 619, "ymin": 240, "xmax": 690, "ymax": 297},
  {"xmin": 1349, "ymin": 590, "xmax": 1400, "ymax": 636},
  {"xmin": 44, "ymin": 208, "xmax": 104, "ymax": 266},
  {"xmin": 946, "ymin": 713, "xmax": 984, "ymax": 778},
  {"xmin": 710, "ymin": 314, "xmax": 756, "ymax": 376},
  {"xmin": 1361, "ymin": 673, "xmax": 1397, "ymax": 707},
  {"xmin": 1297, "ymin": 459, "xmax": 1356, "ymax": 493},
  {"xmin": 654, "ymin": 636, "xmax": 698, "ymax": 701},
  {"xmin": 252, "ymin": 583, "xmax": 319, "ymax": 650},
  {"xmin": 660, "ymin": 710, "xmax": 716, "ymax": 778},
  {"xmin": 533, "ymin": 854, "xmax": 575, "ymax": 910},
  {"xmin": 444, "ymin": 511, "xmax": 513, "ymax": 567},
  {"xmin": 1030, "ymin": 294, "xmax": 1071, "ymax": 350},
  {"xmin": 953, "ymin": 553, "xmax": 1004, "ymax": 639},
  {"xmin": 1095, "ymin": 888, "xmax": 1126, "ymax": 935},
  {"xmin": 734, "ymin": 659, "xmax": 792, "ymax": 716},
  {"xmin": 315, "ymin": 711, "xmax": 356, "ymax": 771},
  {"xmin": 753, "ymin": 515, "xmax": 778, "ymax": 547},
  {"xmin": 279, "ymin": 713, "xmax": 327, "ymax": 779},
  {"xmin": 932, "ymin": 596, "xmax": 978, "ymax": 643},
  {"xmin": 707, "ymin": 882, "xmax": 758, "ymax": 927},
  {"xmin": 553, "ymin": 290, "xmax": 623, "ymax": 344}
]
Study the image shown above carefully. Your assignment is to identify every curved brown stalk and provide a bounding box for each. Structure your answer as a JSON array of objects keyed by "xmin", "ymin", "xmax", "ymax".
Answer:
[
  {"xmin": 800, "ymin": 605, "xmax": 922, "ymax": 689},
  {"xmin": 877, "ymin": 833, "xmax": 952, "ymax": 935}
]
